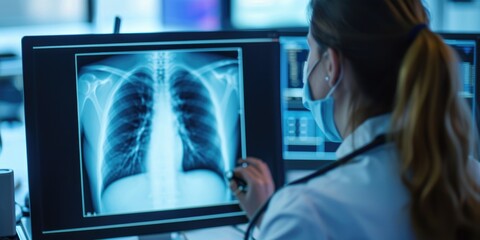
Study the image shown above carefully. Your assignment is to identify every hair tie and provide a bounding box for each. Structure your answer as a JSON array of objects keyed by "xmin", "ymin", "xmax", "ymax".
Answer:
[{"xmin": 408, "ymin": 23, "xmax": 428, "ymax": 43}]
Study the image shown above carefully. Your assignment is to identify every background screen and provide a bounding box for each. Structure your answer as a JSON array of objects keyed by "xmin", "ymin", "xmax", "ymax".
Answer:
[
  {"xmin": 230, "ymin": 0, "xmax": 309, "ymax": 29},
  {"xmin": 280, "ymin": 32, "xmax": 479, "ymax": 168},
  {"xmin": 280, "ymin": 34, "xmax": 340, "ymax": 169}
]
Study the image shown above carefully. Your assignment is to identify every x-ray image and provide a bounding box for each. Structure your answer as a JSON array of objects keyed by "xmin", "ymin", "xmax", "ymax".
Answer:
[{"xmin": 76, "ymin": 49, "xmax": 245, "ymax": 216}]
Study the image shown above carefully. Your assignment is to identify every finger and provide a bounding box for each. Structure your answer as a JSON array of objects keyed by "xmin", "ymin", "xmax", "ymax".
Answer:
[
  {"xmin": 233, "ymin": 166, "xmax": 258, "ymax": 184},
  {"xmin": 236, "ymin": 158, "xmax": 264, "ymax": 175},
  {"xmin": 234, "ymin": 159, "xmax": 254, "ymax": 176},
  {"xmin": 236, "ymin": 159, "xmax": 249, "ymax": 168},
  {"xmin": 238, "ymin": 157, "xmax": 262, "ymax": 165},
  {"xmin": 234, "ymin": 164, "xmax": 263, "ymax": 181},
  {"xmin": 229, "ymin": 180, "xmax": 245, "ymax": 194},
  {"xmin": 229, "ymin": 179, "xmax": 238, "ymax": 191},
  {"xmin": 247, "ymin": 157, "xmax": 273, "ymax": 180},
  {"xmin": 233, "ymin": 185, "xmax": 248, "ymax": 195},
  {"xmin": 235, "ymin": 164, "xmax": 275, "ymax": 193},
  {"xmin": 233, "ymin": 187, "xmax": 243, "ymax": 196},
  {"xmin": 238, "ymin": 157, "xmax": 271, "ymax": 179},
  {"xmin": 230, "ymin": 181, "xmax": 247, "ymax": 202},
  {"xmin": 238, "ymin": 157, "xmax": 267, "ymax": 172}
]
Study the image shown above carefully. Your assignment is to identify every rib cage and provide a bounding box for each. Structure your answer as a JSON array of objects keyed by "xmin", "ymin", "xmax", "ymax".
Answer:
[
  {"xmin": 101, "ymin": 68, "xmax": 155, "ymax": 192},
  {"xmin": 88, "ymin": 52, "xmax": 237, "ymax": 194},
  {"xmin": 169, "ymin": 68, "xmax": 224, "ymax": 178}
]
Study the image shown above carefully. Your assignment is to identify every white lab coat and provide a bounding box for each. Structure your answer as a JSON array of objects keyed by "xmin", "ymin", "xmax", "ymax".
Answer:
[{"xmin": 259, "ymin": 114, "xmax": 414, "ymax": 239}]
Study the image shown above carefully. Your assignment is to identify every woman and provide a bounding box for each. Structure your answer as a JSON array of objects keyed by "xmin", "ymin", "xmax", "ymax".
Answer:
[{"xmin": 230, "ymin": 0, "xmax": 480, "ymax": 239}]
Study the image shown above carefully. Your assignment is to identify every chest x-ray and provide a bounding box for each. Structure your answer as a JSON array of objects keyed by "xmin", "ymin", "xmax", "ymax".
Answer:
[{"xmin": 76, "ymin": 49, "xmax": 245, "ymax": 216}]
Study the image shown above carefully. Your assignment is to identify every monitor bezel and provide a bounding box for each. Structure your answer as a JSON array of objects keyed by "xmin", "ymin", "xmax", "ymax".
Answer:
[{"xmin": 21, "ymin": 30, "xmax": 284, "ymax": 240}]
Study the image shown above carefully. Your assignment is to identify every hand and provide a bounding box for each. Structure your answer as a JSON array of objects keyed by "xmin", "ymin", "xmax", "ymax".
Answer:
[{"xmin": 229, "ymin": 157, "xmax": 275, "ymax": 220}]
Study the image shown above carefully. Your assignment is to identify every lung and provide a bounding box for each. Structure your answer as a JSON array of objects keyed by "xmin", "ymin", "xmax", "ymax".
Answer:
[
  {"xmin": 89, "ymin": 52, "xmax": 235, "ymax": 196},
  {"xmin": 169, "ymin": 67, "xmax": 224, "ymax": 178},
  {"xmin": 101, "ymin": 67, "xmax": 155, "ymax": 193},
  {"xmin": 99, "ymin": 58, "xmax": 227, "ymax": 193}
]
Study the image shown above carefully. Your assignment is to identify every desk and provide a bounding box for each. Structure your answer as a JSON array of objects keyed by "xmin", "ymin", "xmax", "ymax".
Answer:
[
  {"xmin": 0, "ymin": 123, "xmax": 28, "ymax": 204},
  {"xmin": 2, "ymin": 123, "xmax": 308, "ymax": 240},
  {"xmin": 16, "ymin": 217, "xmax": 256, "ymax": 240}
]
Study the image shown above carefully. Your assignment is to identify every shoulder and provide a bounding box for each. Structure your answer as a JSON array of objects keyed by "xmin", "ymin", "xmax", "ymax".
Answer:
[
  {"xmin": 258, "ymin": 185, "xmax": 331, "ymax": 239},
  {"xmin": 259, "ymin": 182, "xmax": 372, "ymax": 239},
  {"xmin": 257, "ymin": 146, "xmax": 412, "ymax": 239}
]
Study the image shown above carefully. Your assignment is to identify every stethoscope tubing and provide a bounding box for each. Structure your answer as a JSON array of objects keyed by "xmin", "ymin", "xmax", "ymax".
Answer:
[{"xmin": 244, "ymin": 134, "xmax": 388, "ymax": 240}]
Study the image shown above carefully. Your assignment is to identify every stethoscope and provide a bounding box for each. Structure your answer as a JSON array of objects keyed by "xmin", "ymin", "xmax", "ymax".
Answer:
[{"xmin": 244, "ymin": 133, "xmax": 388, "ymax": 240}]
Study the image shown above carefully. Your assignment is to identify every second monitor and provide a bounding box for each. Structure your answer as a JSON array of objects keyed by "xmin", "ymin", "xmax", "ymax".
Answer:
[
  {"xmin": 280, "ymin": 31, "xmax": 479, "ymax": 169},
  {"xmin": 280, "ymin": 32, "xmax": 340, "ymax": 169}
]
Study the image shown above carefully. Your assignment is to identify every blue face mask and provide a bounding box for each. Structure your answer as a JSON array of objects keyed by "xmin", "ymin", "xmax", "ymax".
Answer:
[{"xmin": 302, "ymin": 60, "xmax": 343, "ymax": 142}]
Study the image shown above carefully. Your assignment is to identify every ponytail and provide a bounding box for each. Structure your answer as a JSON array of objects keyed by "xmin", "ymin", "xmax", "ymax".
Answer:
[
  {"xmin": 392, "ymin": 28, "xmax": 480, "ymax": 239},
  {"xmin": 308, "ymin": 0, "xmax": 480, "ymax": 238}
]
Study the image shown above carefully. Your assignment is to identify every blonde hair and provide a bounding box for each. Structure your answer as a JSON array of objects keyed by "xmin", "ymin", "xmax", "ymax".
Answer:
[
  {"xmin": 309, "ymin": 0, "xmax": 480, "ymax": 239},
  {"xmin": 392, "ymin": 19, "xmax": 480, "ymax": 240}
]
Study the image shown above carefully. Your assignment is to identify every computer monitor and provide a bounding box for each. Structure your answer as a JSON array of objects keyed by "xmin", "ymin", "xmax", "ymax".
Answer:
[
  {"xmin": 279, "ymin": 30, "xmax": 340, "ymax": 169},
  {"xmin": 441, "ymin": 34, "xmax": 479, "ymax": 130},
  {"xmin": 230, "ymin": 0, "xmax": 309, "ymax": 29},
  {"xmin": 162, "ymin": 0, "xmax": 222, "ymax": 31},
  {"xmin": 21, "ymin": 31, "xmax": 284, "ymax": 240},
  {"xmin": 280, "ymin": 31, "xmax": 479, "ymax": 169},
  {"xmin": 0, "ymin": 0, "xmax": 88, "ymax": 27}
]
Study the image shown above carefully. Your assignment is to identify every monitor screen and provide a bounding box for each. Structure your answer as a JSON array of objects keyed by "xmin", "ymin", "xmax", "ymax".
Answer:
[
  {"xmin": 0, "ymin": 0, "xmax": 87, "ymax": 27},
  {"xmin": 443, "ymin": 34, "xmax": 480, "ymax": 140},
  {"xmin": 21, "ymin": 31, "xmax": 284, "ymax": 240},
  {"xmin": 279, "ymin": 31, "xmax": 340, "ymax": 169},
  {"xmin": 280, "ymin": 31, "xmax": 479, "ymax": 169},
  {"xmin": 162, "ymin": 0, "xmax": 221, "ymax": 31},
  {"xmin": 230, "ymin": 0, "xmax": 309, "ymax": 29}
]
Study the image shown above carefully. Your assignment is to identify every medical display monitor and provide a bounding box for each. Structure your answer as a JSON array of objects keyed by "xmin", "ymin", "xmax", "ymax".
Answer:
[
  {"xmin": 22, "ymin": 31, "xmax": 283, "ymax": 240},
  {"xmin": 280, "ymin": 31, "xmax": 479, "ymax": 168},
  {"xmin": 435, "ymin": 34, "xmax": 479, "ymax": 143},
  {"xmin": 279, "ymin": 31, "xmax": 339, "ymax": 169},
  {"xmin": 230, "ymin": 0, "xmax": 309, "ymax": 29},
  {"xmin": 162, "ymin": 0, "xmax": 221, "ymax": 30}
]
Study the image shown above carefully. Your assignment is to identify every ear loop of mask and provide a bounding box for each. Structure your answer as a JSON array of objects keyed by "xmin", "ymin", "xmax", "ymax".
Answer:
[
  {"xmin": 303, "ymin": 60, "xmax": 321, "ymax": 88},
  {"xmin": 305, "ymin": 51, "xmax": 344, "ymax": 99},
  {"xmin": 324, "ymin": 55, "xmax": 344, "ymax": 98},
  {"xmin": 303, "ymin": 50, "xmax": 328, "ymax": 88}
]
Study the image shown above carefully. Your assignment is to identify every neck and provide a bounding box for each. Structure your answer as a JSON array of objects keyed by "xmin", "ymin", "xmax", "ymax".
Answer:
[
  {"xmin": 332, "ymin": 61, "xmax": 357, "ymax": 139},
  {"xmin": 332, "ymin": 62, "xmax": 383, "ymax": 139},
  {"xmin": 333, "ymin": 86, "xmax": 355, "ymax": 139}
]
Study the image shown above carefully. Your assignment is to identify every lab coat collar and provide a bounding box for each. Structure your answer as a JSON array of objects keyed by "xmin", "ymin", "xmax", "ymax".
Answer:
[{"xmin": 336, "ymin": 114, "xmax": 392, "ymax": 159}]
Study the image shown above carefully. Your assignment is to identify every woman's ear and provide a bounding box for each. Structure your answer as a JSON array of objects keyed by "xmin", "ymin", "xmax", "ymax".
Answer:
[{"xmin": 325, "ymin": 48, "xmax": 341, "ymax": 87}]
